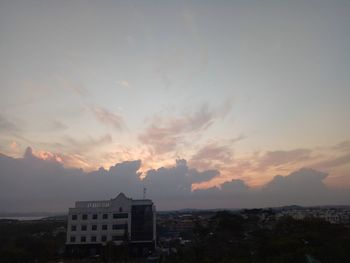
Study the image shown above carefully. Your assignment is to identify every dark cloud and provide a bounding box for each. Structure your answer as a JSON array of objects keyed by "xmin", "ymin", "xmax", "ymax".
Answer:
[
  {"xmin": 144, "ymin": 159, "xmax": 218, "ymax": 197},
  {"xmin": 258, "ymin": 168, "xmax": 336, "ymax": 207},
  {"xmin": 0, "ymin": 149, "xmax": 141, "ymax": 212},
  {"xmin": 192, "ymin": 168, "xmax": 349, "ymax": 208},
  {"xmin": 0, "ymin": 150, "xmax": 349, "ymax": 212}
]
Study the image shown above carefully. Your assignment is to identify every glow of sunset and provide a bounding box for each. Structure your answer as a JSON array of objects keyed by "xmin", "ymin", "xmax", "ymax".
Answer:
[{"xmin": 1, "ymin": 0, "xmax": 350, "ymax": 191}]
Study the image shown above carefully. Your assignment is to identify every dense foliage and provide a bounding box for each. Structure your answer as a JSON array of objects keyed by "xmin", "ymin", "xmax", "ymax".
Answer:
[
  {"xmin": 166, "ymin": 211, "xmax": 350, "ymax": 263},
  {"xmin": 0, "ymin": 220, "xmax": 66, "ymax": 263}
]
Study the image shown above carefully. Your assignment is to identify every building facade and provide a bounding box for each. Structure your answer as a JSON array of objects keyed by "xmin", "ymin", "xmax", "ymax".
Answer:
[{"xmin": 65, "ymin": 193, "xmax": 156, "ymax": 257}]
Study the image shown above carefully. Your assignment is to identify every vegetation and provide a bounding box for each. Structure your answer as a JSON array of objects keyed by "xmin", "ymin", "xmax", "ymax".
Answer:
[
  {"xmin": 166, "ymin": 211, "xmax": 350, "ymax": 263},
  {"xmin": 0, "ymin": 219, "xmax": 66, "ymax": 263},
  {"xmin": 1, "ymin": 212, "xmax": 350, "ymax": 262}
]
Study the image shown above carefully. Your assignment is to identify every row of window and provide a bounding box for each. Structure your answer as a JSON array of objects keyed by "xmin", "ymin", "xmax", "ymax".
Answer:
[
  {"xmin": 70, "ymin": 235, "xmax": 125, "ymax": 243},
  {"xmin": 71, "ymin": 224, "xmax": 127, "ymax": 231},
  {"xmin": 71, "ymin": 213, "xmax": 128, "ymax": 221}
]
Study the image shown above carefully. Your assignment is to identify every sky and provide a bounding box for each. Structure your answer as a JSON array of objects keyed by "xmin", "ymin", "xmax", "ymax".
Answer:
[{"xmin": 0, "ymin": 0, "xmax": 350, "ymax": 211}]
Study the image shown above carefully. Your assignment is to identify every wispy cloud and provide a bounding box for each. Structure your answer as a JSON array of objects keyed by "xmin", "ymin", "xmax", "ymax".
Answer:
[
  {"xmin": 91, "ymin": 106, "xmax": 126, "ymax": 131},
  {"xmin": 51, "ymin": 120, "xmax": 68, "ymax": 131},
  {"xmin": 117, "ymin": 80, "xmax": 131, "ymax": 89},
  {"xmin": 55, "ymin": 75, "xmax": 90, "ymax": 97},
  {"xmin": 139, "ymin": 103, "xmax": 215, "ymax": 155},
  {"xmin": 0, "ymin": 114, "xmax": 20, "ymax": 133},
  {"xmin": 63, "ymin": 134, "xmax": 113, "ymax": 153},
  {"xmin": 189, "ymin": 139, "xmax": 240, "ymax": 171},
  {"xmin": 256, "ymin": 149, "xmax": 313, "ymax": 171}
]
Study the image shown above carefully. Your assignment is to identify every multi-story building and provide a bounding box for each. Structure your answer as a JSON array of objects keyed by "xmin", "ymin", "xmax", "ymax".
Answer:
[{"xmin": 65, "ymin": 193, "xmax": 156, "ymax": 257}]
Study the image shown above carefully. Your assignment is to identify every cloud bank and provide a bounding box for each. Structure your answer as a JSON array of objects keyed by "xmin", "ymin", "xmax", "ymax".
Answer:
[{"xmin": 0, "ymin": 148, "xmax": 349, "ymax": 212}]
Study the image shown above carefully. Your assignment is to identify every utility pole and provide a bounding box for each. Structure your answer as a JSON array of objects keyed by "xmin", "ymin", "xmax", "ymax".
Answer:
[{"xmin": 143, "ymin": 187, "xmax": 147, "ymax": 199}]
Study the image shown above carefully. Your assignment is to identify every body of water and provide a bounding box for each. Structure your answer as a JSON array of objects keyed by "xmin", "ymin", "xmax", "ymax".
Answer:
[{"xmin": 0, "ymin": 216, "xmax": 44, "ymax": 221}]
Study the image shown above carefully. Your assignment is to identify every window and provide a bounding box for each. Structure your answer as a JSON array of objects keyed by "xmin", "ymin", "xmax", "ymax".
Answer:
[
  {"xmin": 72, "ymin": 215, "xmax": 77, "ymax": 220},
  {"xmin": 102, "ymin": 213, "xmax": 108, "ymax": 219},
  {"xmin": 113, "ymin": 213, "xmax": 128, "ymax": 219},
  {"xmin": 113, "ymin": 224, "xmax": 127, "ymax": 230},
  {"xmin": 82, "ymin": 214, "xmax": 88, "ymax": 220},
  {"xmin": 112, "ymin": 235, "xmax": 124, "ymax": 241},
  {"xmin": 91, "ymin": 225, "xmax": 97, "ymax": 231},
  {"xmin": 92, "ymin": 214, "xmax": 98, "ymax": 220},
  {"xmin": 119, "ymin": 207, "xmax": 123, "ymax": 212},
  {"xmin": 101, "ymin": 235, "xmax": 107, "ymax": 242},
  {"xmin": 91, "ymin": 236, "xmax": 97, "ymax": 242},
  {"xmin": 81, "ymin": 225, "xmax": 87, "ymax": 231},
  {"xmin": 70, "ymin": 236, "xmax": 76, "ymax": 242},
  {"xmin": 102, "ymin": 224, "xmax": 108, "ymax": 230},
  {"xmin": 81, "ymin": 236, "xmax": 86, "ymax": 242},
  {"xmin": 71, "ymin": 225, "xmax": 77, "ymax": 231}
]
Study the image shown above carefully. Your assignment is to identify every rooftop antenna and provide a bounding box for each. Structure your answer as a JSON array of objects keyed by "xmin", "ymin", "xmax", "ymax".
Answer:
[{"xmin": 143, "ymin": 187, "xmax": 147, "ymax": 199}]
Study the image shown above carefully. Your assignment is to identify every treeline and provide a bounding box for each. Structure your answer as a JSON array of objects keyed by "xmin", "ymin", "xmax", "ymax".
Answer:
[
  {"xmin": 166, "ymin": 211, "xmax": 350, "ymax": 263},
  {"xmin": 0, "ymin": 220, "xmax": 66, "ymax": 263}
]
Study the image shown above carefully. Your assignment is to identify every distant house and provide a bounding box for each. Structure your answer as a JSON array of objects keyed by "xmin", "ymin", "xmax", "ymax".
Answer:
[{"xmin": 65, "ymin": 193, "xmax": 156, "ymax": 257}]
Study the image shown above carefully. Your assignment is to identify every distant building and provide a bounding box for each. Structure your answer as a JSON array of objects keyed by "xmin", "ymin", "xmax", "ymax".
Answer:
[{"xmin": 65, "ymin": 193, "xmax": 156, "ymax": 257}]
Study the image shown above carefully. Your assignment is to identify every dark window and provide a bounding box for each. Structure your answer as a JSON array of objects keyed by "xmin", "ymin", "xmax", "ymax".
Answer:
[
  {"xmin": 71, "ymin": 225, "xmax": 76, "ymax": 231},
  {"xmin": 101, "ymin": 235, "xmax": 107, "ymax": 242},
  {"xmin": 113, "ymin": 224, "xmax": 127, "ymax": 230},
  {"xmin": 131, "ymin": 205, "xmax": 153, "ymax": 241},
  {"xmin": 70, "ymin": 236, "xmax": 75, "ymax": 242},
  {"xmin": 112, "ymin": 235, "xmax": 125, "ymax": 241},
  {"xmin": 102, "ymin": 224, "xmax": 108, "ymax": 230},
  {"xmin": 102, "ymin": 213, "xmax": 108, "ymax": 219},
  {"xmin": 91, "ymin": 236, "xmax": 97, "ymax": 242},
  {"xmin": 81, "ymin": 225, "xmax": 87, "ymax": 231},
  {"xmin": 72, "ymin": 215, "xmax": 77, "ymax": 220},
  {"xmin": 91, "ymin": 225, "xmax": 97, "ymax": 231},
  {"xmin": 82, "ymin": 214, "xmax": 88, "ymax": 220},
  {"xmin": 113, "ymin": 213, "xmax": 128, "ymax": 219},
  {"xmin": 81, "ymin": 236, "xmax": 86, "ymax": 242},
  {"xmin": 119, "ymin": 207, "xmax": 123, "ymax": 212},
  {"xmin": 92, "ymin": 214, "xmax": 98, "ymax": 220}
]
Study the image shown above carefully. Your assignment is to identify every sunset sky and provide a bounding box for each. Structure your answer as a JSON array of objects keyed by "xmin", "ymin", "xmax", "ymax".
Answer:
[{"xmin": 1, "ymin": 0, "xmax": 350, "ymax": 209}]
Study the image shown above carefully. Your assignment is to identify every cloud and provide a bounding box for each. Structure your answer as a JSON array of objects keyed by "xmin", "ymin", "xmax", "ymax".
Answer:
[
  {"xmin": 9, "ymin": 141, "xmax": 21, "ymax": 155},
  {"xmin": 144, "ymin": 159, "xmax": 218, "ymax": 199},
  {"xmin": 0, "ymin": 114, "xmax": 20, "ymax": 133},
  {"xmin": 55, "ymin": 75, "xmax": 90, "ymax": 97},
  {"xmin": 139, "ymin": 102, "xmax": 233, "ymax": 155},
  {"xmin": 312, "ymin": 154, "xmax": 350, "ymax": 170},
  {"xmin": 191, "ymin": 168, "xmax": 350, "ymax": 209},
  {"xmin": 264, "ymin": 168, "xmax": 327, "ymax": 192},
  {"xmin": 190, "ymin": 142, "xmax": 234, "ymax": 170},
  {"xmin": 257, "ymin": 149, "xmax": 312, "ymax": 170},
  {"xmin": 0, "ymin": 149, "xmax": 142, "ymax": 212},
  {"xmin": 1, "ymin": 147, "xmax": 349, "ymax": 212},
  {"xmin": 27, "ymin": 135, "xmax": 113, "ymax": 170},
  {"xmin": 51, "ymin": 120, "xmax": 68, "ymax": 131},
  {"xmin": 91, "ymin": 106, "xmax": 126, "ymax": 131},
  {"xmin": 63, "ymin": 134, "xmax": 112, "ymax": 152},
  {"xmin": 117, "ymin": 80, "xmax": 131, "ymax": 89},
  {"xmin": 332, "ymin": 140, "xmax": 350, "ymax": 152}
]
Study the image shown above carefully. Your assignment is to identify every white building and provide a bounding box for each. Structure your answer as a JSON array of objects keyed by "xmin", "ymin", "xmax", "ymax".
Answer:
[{"xmin": 66, "ymin": 193, "xmax": 156, "ymax": 256}]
